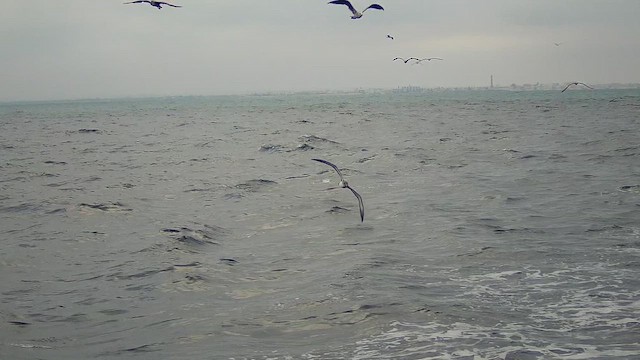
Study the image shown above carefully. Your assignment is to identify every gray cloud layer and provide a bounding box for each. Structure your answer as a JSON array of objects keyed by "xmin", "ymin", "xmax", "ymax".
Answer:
[{"xmin": 2, "ymin": 1, "xmax": 639, "ymax": 101}]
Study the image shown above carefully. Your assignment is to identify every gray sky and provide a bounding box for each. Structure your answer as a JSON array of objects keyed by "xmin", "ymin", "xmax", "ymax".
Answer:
[{"xmin": 2, "ymin": 0, "xmax": 640, "ymax": 101}]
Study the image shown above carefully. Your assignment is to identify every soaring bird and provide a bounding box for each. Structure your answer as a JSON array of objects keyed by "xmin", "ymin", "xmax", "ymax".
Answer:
[
  {"xmin": 328, "ymin": 0, "xmax": 384, "ymax": 19},
  {"xmin": 561, "ymin": 82, "xmax": 594, "ymax": 92},
  {"xmin": 393, "ymin": 57, "xmax": 419, "ymax": 64},
  {"xmin": 312, "ymin": 158, "xmax": 364, "ymax": 222},
  {"xmin": 386, "ymin": 34, "xmax": 394, "ymax": 40},
  {"xmin": 123, "ymin": 1, "xmax": 181, "ymax": 9}
]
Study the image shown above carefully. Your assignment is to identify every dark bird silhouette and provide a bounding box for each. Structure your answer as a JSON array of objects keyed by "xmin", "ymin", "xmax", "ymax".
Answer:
[
  {"xmin": 561, "ymin": 82, "xmax": 594, "ymax": 92},
  {"xmin": 386, "ymin": 34, "xmax": 394, "ymax": 40},
  {"xmin": 123, "ymin": 1, "xmax": 181, "ymax": 9},
  {"xmin": 328, "ymin": 0, "xmax": 384, "ymax": 19},
  {"xmin": 417, "ymin": 57, "xmax": 444, "ymax": 63},
  {"xmin": 312, "ymin": 158, "xmax": 364, "ymax": 222},
  {"xmin": 393, "ymin": 57, "xmax": 419, "ymax": 64}
]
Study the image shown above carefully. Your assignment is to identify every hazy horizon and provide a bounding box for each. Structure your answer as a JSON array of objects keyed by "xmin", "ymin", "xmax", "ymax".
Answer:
[{"xmin": 2, "ymin": 0, "xmax": 640, "ymax": 102}]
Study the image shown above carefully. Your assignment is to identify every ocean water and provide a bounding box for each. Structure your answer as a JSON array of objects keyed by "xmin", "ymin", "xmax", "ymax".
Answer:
[{"xmin": 1, "ymin": 89, "xmax": 639, "ymax": 359}]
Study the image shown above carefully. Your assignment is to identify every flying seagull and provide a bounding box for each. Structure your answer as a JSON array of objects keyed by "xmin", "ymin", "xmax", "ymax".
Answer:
[
  {"xmin": 312, "ymin": 158, "xmax": 364, "ymax": 222},
  {"xmin": 123, "ymin": 1, "xmax": 181, "ymax": 9},
  {"xmin": 561, "ymin": 82, "xmax": 594, "ymax": 92},
  {"xmin": 328, "ymin": 0, "xmax": 384, "ymax": 19},
  {"xmin": 417, "ymin": 57, "xmax": 444, "ymax": 63},
  {"xmin": 393, "ymin": 57, "xmax": 419, "ymax": 64},
  {"xmin": 386, "ymin": 34, "xmax": 394, "ymax": 40},
  {"xmin": 554, "ymin": 42, "xmax": 563, "ymax": 46}
]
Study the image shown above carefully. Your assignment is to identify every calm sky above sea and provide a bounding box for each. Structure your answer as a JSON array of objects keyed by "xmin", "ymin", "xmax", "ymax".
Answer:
[{"xmin": 2, "ymin": 0, "xmax": 640, "ymax": 101}]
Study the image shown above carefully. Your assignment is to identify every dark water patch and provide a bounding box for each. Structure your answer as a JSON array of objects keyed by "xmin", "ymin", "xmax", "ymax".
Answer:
[
  {"xmin": 357, "ymin": 154, "xmax": 376, "ymax": 163},
  {"xmin": 234, "ymin": 179, "xmax": 278, "ymax": 192},
  {"xmin": 505, "ymin": 349, "xmax": 545, "ymax": 360},
  {"xmin": 174, "ymin": 261, "xmax": 201, "ymax": 268},
  {"xmin": 491, "ymin": 225, "xmax": 544, "ymax": 234},
  {"xmin": 259, "ymin": 144, "xmax": 286, "ymax": 153},
  {"xmin": 285, "ymin": 174, "xmax": 310, "ymax": 180},
  {"xmin": 176, "ymin": 235, "xmax": 220, "ymax": 246},
  {"xmin": 110, "ymin": 342, "xmax": 165, "ymax": 355},
  {"xmin": 220, "ymin": 258, "xmax": 239, "ymax": 266},
  {"xmin": 299, "ymin": 134, "xmax": 340, "ymax": 144},
  {"xmin": 0, "ymin": 176, "xmax": 28, "ymax": 183},
  {"xmin": 109, "ymin": 266, "xmax": 173, "ymax": 281},
  {"xmin": 98, "ymin": 309, "xmax": 128, "ymax": 316},
  {"xmin": 224, "ymin": 192, "xmax": 244, "ymax": 200},
  {"xmin": 45, "ymin": 180, "xmax": 70, "ymax": 187},
  {"xmin": 184, "ymin": 273, "xmax": 209, "ymax": 283},
  {"xmin": 0, "ymin": 202, "xmax": 44, "ymax": 214},
  {"xmin": 518, "ymin": 154, "xmax": 537, "ymax": 159},
  {"xmin": 78, "ymin": 202, "xmax": 132, "ymax": 212},
  {"xmin": 8, "ymin": 320, "xmax": 31, "ymax": 326},
  {"xmin": 162, "ymin": 224, "xmax": 229, "ymax": 247},
  {"xmin": 326, "ymin": 206, "xmax": 351, "ymax": 214},
  {"xmin": 619, "ymin": 185, "xmax": 640, "ymax": 193},
  {"xmin": 184, "ymin": 187, "xmax": 214, "ymax": 193},
  {"xmin": 76, "ymin": 128, "xmax": 102, "ymax": 134},
  {"xmin": 586, "ymin": 224, "xmax": 623, "ymax": 232},
  {"xmin": 457, "ymin": 246, "xmax": 495, "ymax": 257},
  {"xmin": 107, "ymin": 182, "xmax": 135, "ymax": 189},
  {"xmin": 46, "ymin": 208, "xmax": 67, "ymax": 215},
  {"xmin": 291, "ymin": 143, "xmax": 314, "ymax": 151}
]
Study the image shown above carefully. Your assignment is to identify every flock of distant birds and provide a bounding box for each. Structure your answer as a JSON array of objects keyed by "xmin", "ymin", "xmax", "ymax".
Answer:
[{"xmin": 122, "ymin": 0, "xmax": 597, "ymax": 223}]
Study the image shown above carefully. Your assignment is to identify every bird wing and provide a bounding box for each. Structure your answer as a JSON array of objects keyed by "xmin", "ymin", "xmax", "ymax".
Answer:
[
  {"xmin": 329, "ymin": 0, "xmax": 358, "ymax": 16},
  {"xmin": 393, "ymin": 57, "xmax": 404, "ymax": 62},
  {"xmin": 312, "ymin": 158, "xmax": 345, "ymax": 183},
  {"xmin": 363, "ymin": 4, "xmax": 384, "ymax": 12},
  {"xmin": 429, "ymin": 57, "xmax": 443, "ymax": 61},
  {"xmin": 560, "ymin": 83, "xmax": 573, "ymax": 92},
  {"xmin": 577, "ymin": 82, "xmax": 594, "ymax": 89},
  {"xmin": 157, "ymin": 1, "xmax": 181, "ymax": 7},
  {"xmin": 346, "ymin": 185, "xmax": 364, "ymax": 222},
  {"xmin": 123, "ymin": 1, "xmax": 146, "ymax": 4},
  {"xmin": 405, "ymin": 57, "xmax": 419, "ymax": 63}
]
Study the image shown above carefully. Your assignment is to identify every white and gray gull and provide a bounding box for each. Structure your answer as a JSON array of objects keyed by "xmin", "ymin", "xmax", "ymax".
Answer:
[
  {"xmin": 312, "ymin": 158, "xmax": 364, "ymax": 222},
  {"xmin": 328, "ymin": 0, "xmax": 384, "ymax": 19}
]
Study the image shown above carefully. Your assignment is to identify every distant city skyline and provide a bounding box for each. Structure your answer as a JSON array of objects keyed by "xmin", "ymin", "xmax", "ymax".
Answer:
[{"xmin": 2, "ymin": 1, "xmax": 640, "ymax": 101}]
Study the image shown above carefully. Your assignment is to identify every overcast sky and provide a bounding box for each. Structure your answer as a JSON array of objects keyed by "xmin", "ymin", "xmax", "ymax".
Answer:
[{"xmin": 2, "ymin": 0, "xmax": 639, "ymax": 101}]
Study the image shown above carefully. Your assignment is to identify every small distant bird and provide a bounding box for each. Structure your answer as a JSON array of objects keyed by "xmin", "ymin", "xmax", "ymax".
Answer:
[
  {"xmin": 386, "ymin": 34, "xmax": 394, "ymax": 40},
  {"xmin": 328, "ymin": 0, "xmax": 384, "ymax": 19},
  {"xmin": 417, "ymin": 57, "xmax": 443, "ymax": 63},
  {"xmin": 312, "ymin": 158, "xmax": 364, "ymax": 222},
  {"xmin": 561, "ymin": 82, "xmax": 594, "ymax": 92},
  {"xmin": 554, "ymin": 42, "xmax": 563, "ymax": 46},
  {"xmin": 393, "ymin": 57, "xmax": 419, "ymax": 64},
  {"xmin": 123, "ymin": 1, "xmax": 181, "ymax": 9}
]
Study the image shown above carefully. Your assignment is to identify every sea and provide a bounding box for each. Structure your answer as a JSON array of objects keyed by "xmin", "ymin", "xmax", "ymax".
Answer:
[{"xmin": 1, "ymin": 89, "xmax": 639, "ymax": 360}]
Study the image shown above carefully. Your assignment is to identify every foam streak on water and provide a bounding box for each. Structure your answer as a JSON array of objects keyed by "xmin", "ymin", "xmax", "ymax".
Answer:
[{"xmin": 1, "ymin": 90, "xmax": 639, "ymax": 359}]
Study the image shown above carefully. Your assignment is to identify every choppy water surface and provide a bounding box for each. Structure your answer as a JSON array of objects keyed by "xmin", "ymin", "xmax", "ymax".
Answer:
[{"xmin": 1, "ymin": 90, "xmax": 639, "ymax": 359}]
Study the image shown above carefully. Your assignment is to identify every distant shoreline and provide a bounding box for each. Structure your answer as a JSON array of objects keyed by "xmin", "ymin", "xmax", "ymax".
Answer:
[{"xmin": 2, "ymin": 83, "xmax": 639, "ymax": 104}]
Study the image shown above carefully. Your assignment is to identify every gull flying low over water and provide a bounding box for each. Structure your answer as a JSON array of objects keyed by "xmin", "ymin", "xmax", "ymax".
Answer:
[
  {"xmin": 393, "ymin": 57, "xmax": 419, "ymax": 64},
  {"xmin": 123, "ymin": 1, "xmax": 181, "ymax": 9},
  {"xmin": 561, "ymin": 82, "xmax": 594, "ymax": 92},
  {"xmin": 328, "ymin": 0, "xmax": 384, "ymax": 19},
  {"xmin": 312, "ymin": 158, "xmax": 364, "ymax": 222}
]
